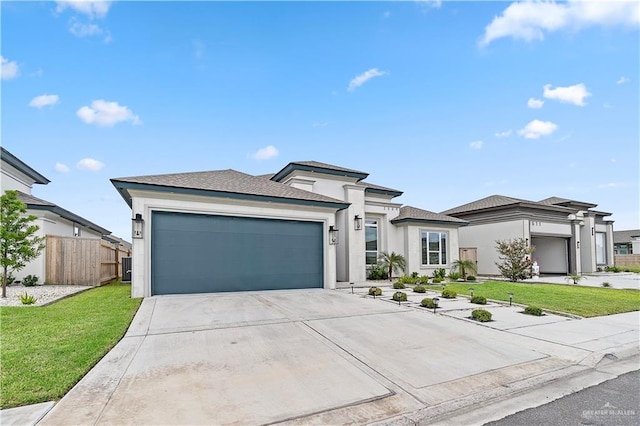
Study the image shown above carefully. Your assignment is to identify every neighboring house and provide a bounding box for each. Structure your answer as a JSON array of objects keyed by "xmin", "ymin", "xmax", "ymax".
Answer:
[
  {"xmin": 442, "ymin": 195, "xmax": 614, "ymax": 276},
  {"xmin": 613, "ymin": 230, "xmax": 640, "ymax": 255},
  {"xmin": 102, "ymin": 234, "xmax": 133, "ymax": 253},
  {"xmin": 1, "ymin": 147, "xmax": 111, "ymax": 282},
  {"xmin": 111, "ymin": 161, "xmax": 467, "ymax": 297}
]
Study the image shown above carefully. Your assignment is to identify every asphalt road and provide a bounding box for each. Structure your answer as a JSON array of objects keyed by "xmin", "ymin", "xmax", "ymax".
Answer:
[{"xmin": 486, "ymin": 370, "xmax": 640, "ymax": 426}]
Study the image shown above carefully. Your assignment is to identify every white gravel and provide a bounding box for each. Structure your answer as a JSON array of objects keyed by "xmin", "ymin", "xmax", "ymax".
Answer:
[{"xmin": 0, "ymin": 284, "xmax": 93, "ymax": 307}]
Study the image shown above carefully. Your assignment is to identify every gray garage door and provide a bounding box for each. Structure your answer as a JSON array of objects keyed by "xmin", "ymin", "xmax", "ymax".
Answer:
[
  {"xmin": 151, "ymin": 211, "xmax": 324, "ymax": 295},
  {"xmin": 531, "ymin": 236, "xmax": 568, "ymax": 274}
]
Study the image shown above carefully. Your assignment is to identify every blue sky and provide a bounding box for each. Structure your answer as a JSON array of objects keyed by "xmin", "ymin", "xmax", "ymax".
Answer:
[{"xmin": 2, "ymin": 1, "xmax": 638, "ymax": 240}]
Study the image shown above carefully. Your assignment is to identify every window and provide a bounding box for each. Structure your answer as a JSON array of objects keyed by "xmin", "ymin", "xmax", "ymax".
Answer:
[
  {"xmin": 365, "ymin": 219, "xmax": 378, "ymax": 265},
  {"xmin": 421, "ymin": 231, "xmax": 448, "ymax": 265},
  {"xmin": 595, "ymin": 232, "xmax": 606, "ymax": 264},
  {"xmin": 73, "ymin": 224, "xmax": 81, "ymax": 237}
]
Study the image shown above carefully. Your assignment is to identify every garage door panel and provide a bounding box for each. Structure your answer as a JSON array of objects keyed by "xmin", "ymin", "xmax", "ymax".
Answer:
[
  {"xmin": 531, "ymin": 236, "xmax": 568, "ymax": 274},
  {"xmin": 151, "ymin": 211, "xmax": 323, "ymax": 295}
]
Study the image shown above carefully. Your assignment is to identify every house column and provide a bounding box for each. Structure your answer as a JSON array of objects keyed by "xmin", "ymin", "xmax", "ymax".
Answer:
[
  {"xmin": 570, "ymin": 220, "xmax": 582, "ymax": 275},
  {"xmin": 343, "ymin": 184, "xmax": 366, "ymax": 282},
  {"xmin": 605, "ymin": 221, "xmax": 615, "ymax": 267}
]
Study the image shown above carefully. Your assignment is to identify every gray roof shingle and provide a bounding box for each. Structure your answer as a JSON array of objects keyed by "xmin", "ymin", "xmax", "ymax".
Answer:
[
  {"xmin": 289, "ymin": 161, "xmax": 368, "ymax": 176},
  {"xmin": 111, "ymin": 169, "xmax": 348, "ymax": 206},
  {"xmin": 392, "ymin": 206, "xmax": 468, "ymax": 225},
  {"xmin": 441, "ymin": 195, "xmax": 531, "ymax": 215},
  {"xmin": 614, "ymin": 229, "xmax": 640, "ymax": 244},
  {"xmin": 357, "ymin": 181, "xmax": 403, "ymax": 197}
]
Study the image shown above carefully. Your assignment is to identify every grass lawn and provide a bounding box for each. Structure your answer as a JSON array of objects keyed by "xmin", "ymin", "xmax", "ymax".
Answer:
[
  {"xmin": 0, "ymin": 283, "xmax": 141, "ymax": 409},
  {"xmin": 439, "ymin": 281, "xmax": 640, "ymax": 318}
]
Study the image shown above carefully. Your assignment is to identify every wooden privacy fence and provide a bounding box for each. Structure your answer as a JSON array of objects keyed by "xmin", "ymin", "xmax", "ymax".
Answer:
[
  {"xmin": 45, "ymin": 235, "xmax": 131, "ymax": 285},
  {"xmin": 614, "ymin": 254, "xmax": 640, "ymax": 267}
]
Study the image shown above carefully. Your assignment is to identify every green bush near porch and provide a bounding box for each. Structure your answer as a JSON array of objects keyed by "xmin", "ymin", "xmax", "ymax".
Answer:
[{"xmin": 0, "ymin": 282, "xmax": 141, "ymax": 409}]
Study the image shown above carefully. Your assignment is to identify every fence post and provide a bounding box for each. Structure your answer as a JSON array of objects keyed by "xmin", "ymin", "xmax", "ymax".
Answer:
[{"xmin": 115, "ymin": 247, "xmax": 120, "ymax": 279}]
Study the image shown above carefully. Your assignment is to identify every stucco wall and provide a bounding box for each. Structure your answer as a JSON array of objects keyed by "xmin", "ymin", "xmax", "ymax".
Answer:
[{"xmin": 400, "ymin": 223, "xmax": 460, "ymax": 277}]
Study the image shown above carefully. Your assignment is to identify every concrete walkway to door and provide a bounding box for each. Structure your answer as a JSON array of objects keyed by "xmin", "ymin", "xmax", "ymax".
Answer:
[{"xmin": 37, "ymin": 289, "xmax": 639, "ymax": 425}]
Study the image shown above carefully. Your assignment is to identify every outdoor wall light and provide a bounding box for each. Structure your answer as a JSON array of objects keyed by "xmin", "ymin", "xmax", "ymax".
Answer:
[
  {"xmin": 328, "ymin": 225, "xmax": 339, "ymax": 245},
  {"xmin": 432, "ymin": 297, "xmax": 440, "ymax": 314},
  {"xmin": 508, "ymin": 292, "xmax": 514, "ymax": 306},
  {"xmin": 577, "ymin": 241, "xmax": 580, "ymax": 249},
  {"xmin": 132, "ymin": 213, "xmax": 144, "ymax": 239},
  {"xmin": 526, "ymin": 238, "xmax": 529, "ymax": 246},
  {"xmin": 354, "ymin": 215, "xmax": 363, "ymax": 231},
  {"xmin": 469, "ymin": 288, "xmax": 474, "ymax": 298}
]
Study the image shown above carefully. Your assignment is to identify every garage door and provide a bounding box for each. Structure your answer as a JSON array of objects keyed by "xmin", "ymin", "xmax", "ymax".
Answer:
[
  {"xmin": 531, "ymin": 236, "xmax": 568, "ymax": 274},
  {"xmin": 151, "ymin": 211, "xmax": 324, "ymax": 295}
]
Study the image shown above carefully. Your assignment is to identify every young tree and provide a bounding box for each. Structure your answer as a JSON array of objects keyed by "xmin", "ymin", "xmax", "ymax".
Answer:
[
  {"xmin": 495, "ymin": 238, "xmax": 535, "ymax": 282},
  {"xmin": 1, "ymin": 190, "xmax": 45, "ymax": 298},
  {"xmin": 378, "ymin": 251, "xmax": 406, "ymax": 281},
  {"xmin": 451, "ymin": 259, "xmax": 477, "ymax": 280}
]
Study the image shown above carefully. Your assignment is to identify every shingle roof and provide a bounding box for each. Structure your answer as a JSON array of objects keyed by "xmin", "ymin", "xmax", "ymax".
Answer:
[
  {"xmin": 271, "ymin": 161, "xmax": 369, "ymax": 182},
  {"xmin": 1, "ymin": 147, "xmax": 50, "ymax": 185},
  {"xmin": 289, "ymin": 161, "xmax": 368, "ymax": 176},
  {"xmin": 357, "ymin": 181, "xmax": 403, "ymax": 197},
  {"xmin": 111, "ymin": 169, "xmax": 349, "ymax": 208},
  {"xmin": 391, "ymin": 206, "xmax": 468, "ymax": 225},
  {"xmin": 441, "ymin": 195, "xmax": 531, "ymax": 215},
  {"xmin": 539, "ymin": 196, "xmax": 597, "ymax": 208},
  {"xmin": 17, "ymin": 192, "xmax": 110, "ymax": 235},
  {"xmin": 614, "ymin": 229, "xmax": 640, "ymax": 244}
]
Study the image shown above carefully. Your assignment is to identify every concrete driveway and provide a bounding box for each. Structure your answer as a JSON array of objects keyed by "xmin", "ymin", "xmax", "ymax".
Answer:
[{"xmin": 39, "ymin": 289, "xmax": 637, "ymax": 425}]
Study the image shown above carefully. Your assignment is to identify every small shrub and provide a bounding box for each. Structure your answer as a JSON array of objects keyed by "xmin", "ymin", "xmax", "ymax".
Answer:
[
  {"xmin": 524, "ymin": 306, "xmax": 543, "ymax": 316},
  {"xmin": 601, "ymin": 282, "xmax": 611, "ymax": 288},
  {"xmin": 392, "ymin": 291, "xmax": 407, "ymax": 302},
  {"xmin": 393, "ymin": 282, "xmax": 406, "ymax": 289},
  {"xmin": 22, "ymin": 275, "xmax": 39, "ymax": 287},
  {"xmin": 432, "ymin": 268, "xmax": 446, "ymax": 280},
  {"xmin": 471, "ymin": 309, "xmax": 492, "ymax": 322},
  {"xmin": 367, "ymin": 264, "xmax": 389, "ymax": 280},
  {"xmin": 411, "ymin": 272, "xmax": 419, "ymax": 279},
  {"xmin": 448, "ymin": 272, "xmax": 462, "ymax": 281},
  {"xmin": 471, "ymin": 295, "xmax": 487, "ymax": 305},
  {"xmin": 396, "ymin": 275, "xmax": 417, "ymax": 285},
  {"xmin": 417, "ymin": 275, "xmax": 430, "ymax": 284},
  {"xmin": 368, "ymin": 287, "xmax": 382, "ymax": 296},
  {"xmin": 466, "ymin": 275, "xmax": 476, "ymax": 281},
  {"xmin": 432, "ymin": 277, "xmax": 443, "ymax": 284},
  {"xmin": 1, "ymin": 272, "xmax": 16, "ymax": 286},
  {"xmin": 413, "ymin": 285, "xmax": 427, "ymax": 293},
  {"xmin": 421, "ymin": 298, "xmax": 437, "ymax": 308},
  {"xmin": 441, "ymin": 289, "xmax": 457, "ymax": 299},
  {"xmin": 566, "ymin": 274, "xmax": 584, "ymax": 285},
  {"xmin": 597, "ymin": 267, "xmax": 603, "ymax": 272},
  {"xmin": 605, "ymin": 265, "xmax": 622, "ymax": 273},
  {"xmin": 20, "ymin": 292, "xmax": 37, "ymax": 305}
]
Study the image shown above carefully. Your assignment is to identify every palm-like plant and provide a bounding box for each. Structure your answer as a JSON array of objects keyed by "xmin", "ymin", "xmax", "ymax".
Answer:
[
  {"xmin": 452, "ymin": 259, "xmax": 477, "ymax": 280},
  {"xmin": 378, "ymin": 251, "xmax": 406, "ymax": 281}
]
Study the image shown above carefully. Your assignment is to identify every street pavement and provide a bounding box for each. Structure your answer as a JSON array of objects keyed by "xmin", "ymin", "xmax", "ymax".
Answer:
[{"xmin": 2, "ymin": 286, "xmax": 638, "ymax": 425}]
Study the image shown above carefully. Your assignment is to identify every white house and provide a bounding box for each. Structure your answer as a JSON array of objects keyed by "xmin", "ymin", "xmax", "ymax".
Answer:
[
  {"xmin": 442, "ymin": 195, "xmax": 615, "ymax": 276},
  {"xmin": 111, "ymin": 161, "xmax": 467, "ymax": 297},
  {"xmin": 1, "ymin": 147, "xmax": 111, "ymax": 283}
]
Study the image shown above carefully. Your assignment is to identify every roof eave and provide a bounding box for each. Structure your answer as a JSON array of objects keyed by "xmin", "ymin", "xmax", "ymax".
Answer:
[
  {"xmin": 27, "ymin": 204, "xmax": 110, "ymax": 235},
  {"xmin": 365, "ymin": 188, "xmax": 403, "ymax": 198},
  {"xmin": 271, "ymin": 163, "xmax": 369, "ymax": 183},
  {"xmin": 1, "ymin": 147, "xmax": 51, "ymax": 185},
  {"xmin": 391, "ymin": 218, "xmax": 468, "ymax": 226}
]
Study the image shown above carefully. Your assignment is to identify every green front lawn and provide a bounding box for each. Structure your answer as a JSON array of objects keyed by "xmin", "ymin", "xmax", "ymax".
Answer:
[
  {"xmin": 0, "ymin": 283, "xmax": 141, "ymax": 409},
  {"xmin": 441, "ymin": 281, "xmax": 640, "ymax": 317}
]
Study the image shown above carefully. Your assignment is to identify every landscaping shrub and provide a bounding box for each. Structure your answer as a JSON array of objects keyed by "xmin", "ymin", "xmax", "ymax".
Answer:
[
  {"xmin": 432, "ymin": 268, "xmax": 446, "ymax": 280},
  {"xmin": 448, "ymin": 272, "xmax": 462, "ymax": 281},
  {"xmin": 1, "ymin": 273, "xmax": 15, "ymax": 286},
  {"xmin": 421, "ymin": 298, "xmax": 437, "ymax": 308},
  {"xmin": 392, "ymin": 291, "xmax": 407, "ymax": 302},
  {"xmin": 393, "ymin": 282, "xmax": 406, "ymax": 289},
  {"xmin": 21, "ymin": 275, "xmax": 38, "ymax": 287},
  {"xmin": 368, "ymin": 287, "xmax": 382, "ymax": 296},
  {"xmin": 466, "ymin": 275, "xmax": 476, "ymax": 281},
  {"xmin": 396, "ymin": 275, "xmax": 418, "ymax": 285},
  {"xmin": 411, "ymin": 272, "xmax": 419, "ymax": 279},
  {"xmin": 367, "ymin": 264, "xmax": 389, "ymax": 280},
  {"xmin": 441, "ymin": 289, "xmax": 457, "ymax": 299},
  {"xmin": 601, "ymin": 282, "xmax": 611, "ymax": 288},
  {"xmin": 417, "ymin": 275, "xmax": 430, "ymax": 284},
  {"xmin": 471, "ymin": 295, "xmax": 487, "ymax": 305},
  {"xmin": 471, "ymin": 309, "xmax": 492, "ymax": 322},
  {"xmin": 413, "ymin": 285, "xmax": 427, "ymax": 293},
  {"xmin": 432, "ymin": 277, "xmax": 443, "ymax": 284},
  {"xmin": 605, "ymin": 266, "xmax": 622, "ymax": 273},
  {"xmin": 524, "ymin": 306, "xmax": 543, "ymax": 316},
  {"xmin": 19, "ymin": 292, "xmax": 37, "ymax": 305},
  {"xmin": 495, "ymin": 238, "xmax": 534, "ymax": 282}
]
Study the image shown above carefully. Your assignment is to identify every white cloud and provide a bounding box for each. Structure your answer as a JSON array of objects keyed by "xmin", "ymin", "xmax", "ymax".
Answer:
[
  {"xmin": 29, "ymin": 94, "xmax": 60, "ymax": 108},
  {"xmin": 479, "ymin": 0, "xmax": 640, "ymax": 46},
  {"xmin": 469, "ymin": 140, "xmax": 484, "ymax": 150},
  {"xmin": 348, "ymin": 68, "xmax": 387, "ymax": 92},
  {"xmin": 1, "ymin": 56, "xmax": 18, "ymax": 80},
  {"xmin": 616, "ymin": 76, "xmax": 630, "ymax": 85},
  {"xmin": 77, "ymin": 158, "xmax": 104, "ymax": 171},
  {"xmin": 68, "ymin": 17, "xmax": 111, "ymax": 42},
  {"xmin": 56, "ymin": 1, "xmax": 112, "ymax": 19},
  {"xmin": 77, "ymin": 100, "xmax": 141, "ymax": 127},
  {"xmin": 518, "ymin": 120, "xmax": 558, "ymax": 139},
  {"xmin": 543, "ymin": 83, "xmax": 591, "ymax": 106},
  {"xmin": 54, "ymin": 162, "xmax": 70, "ymax": 173},
  {"xmin": 416, "ymin": 0, "xmax": 442, "ymax": 11},
  {"xmin": 527, "ymin": 97, "xmax": 544, "ymax": 109},
  {"xmin": 597, "ymin": 182, "xmax": 623, "ymax": 189},
  {"xmin": 251, "ymin": 145, "xmax": 279, "ymax": 161},
  {"xmin": 494, "ymin": 129, "xmax": 512, "ymax": 138}
]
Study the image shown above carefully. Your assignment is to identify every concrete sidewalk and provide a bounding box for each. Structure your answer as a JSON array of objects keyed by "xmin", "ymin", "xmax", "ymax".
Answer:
[{"xmin": 3, "ymin": 288, "xmax": 638, "ymax": 425}]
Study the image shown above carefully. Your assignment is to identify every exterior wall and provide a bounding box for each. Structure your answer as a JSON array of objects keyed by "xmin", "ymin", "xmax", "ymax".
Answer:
[
  {"xmin": 128, "ymin": 189, "xmax": 339, "ymax": 298},
  {"xmin": 530, "ymin": 220, "xmax": 572, "ymax": 237},
  {"xmin": 342, "ymin": 184, "xmax": 366, "ymax": 283},
  {"xmin": 580, "ymin": 215, "xmax": 596, "ymax": 272},
  {"xmin": 282, "ymin": 172, "xmax": 359, "ymax": 201},
  {"xmin": 458, "ymin": 219, "xmax": 527, "ymax": 275},
  {"xmin": 1, "ymin": 164, "xmax": 36, "ymax": 194},
  {"xmin": 400, "ymin": 223, "xmax": 460, "ymax": 277}
]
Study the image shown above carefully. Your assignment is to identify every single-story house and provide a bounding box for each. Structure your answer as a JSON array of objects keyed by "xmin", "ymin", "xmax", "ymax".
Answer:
[
  {"xmin": 1, "ymin": 147, "xmax": 111, "ymax": 283},
  {"xmin": 442, "ymin": 195, "xmax": 614, "ymax": 275},
  {"xmin": 613, "ymin": 230, "xmax": 640, "ymax": 255},
  {"xmin": 111, "ymin": 161, "xmax": 467, "ymax": 297}
]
